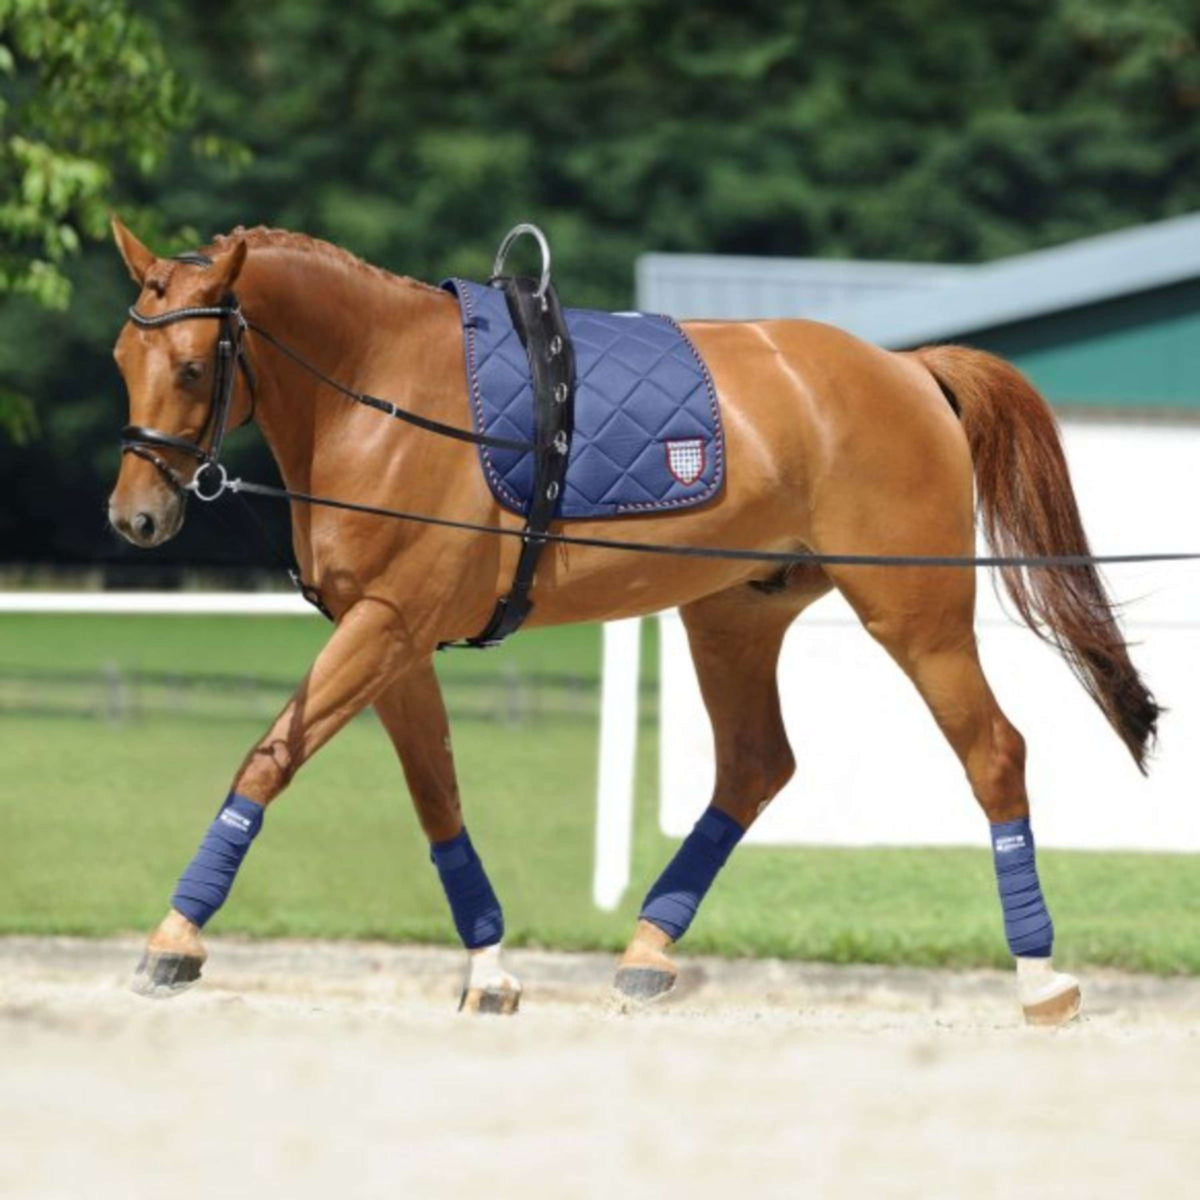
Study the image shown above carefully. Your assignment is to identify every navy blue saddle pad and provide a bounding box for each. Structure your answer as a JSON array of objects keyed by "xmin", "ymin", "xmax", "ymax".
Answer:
[{"xmin": 442, "ymin": 279, "xmax": 724, "ymax": 520}]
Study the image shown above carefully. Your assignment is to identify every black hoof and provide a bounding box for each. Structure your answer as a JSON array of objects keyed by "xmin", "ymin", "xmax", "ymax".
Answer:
[
  {"xmin": 613, "ymin": 966, "xmax": 677, "ymax": 1004},
  {"xmin": 131, "ymin": 951, "xmax": 203, "ymax": 999}
]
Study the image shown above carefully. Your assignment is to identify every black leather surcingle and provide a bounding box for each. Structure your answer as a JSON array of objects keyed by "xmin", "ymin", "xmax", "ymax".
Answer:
[{"xmin": 450, "ymin": 275, "xmax": 576, "ymax": 648}]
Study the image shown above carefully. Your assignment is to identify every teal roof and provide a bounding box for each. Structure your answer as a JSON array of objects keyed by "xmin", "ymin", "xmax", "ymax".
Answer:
[
  {"xmin": 637, "ymin": 214, "xmax": 1200, "ymax": 413},
  {"xmin": 830, "ymin": 213, "xmax": 1200, "ymax": 350}
]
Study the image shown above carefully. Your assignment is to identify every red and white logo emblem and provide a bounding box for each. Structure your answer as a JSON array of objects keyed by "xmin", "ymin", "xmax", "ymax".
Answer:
[{"xmin": 665, "ymin": 438, "xmax": 705, "ymax": 485}]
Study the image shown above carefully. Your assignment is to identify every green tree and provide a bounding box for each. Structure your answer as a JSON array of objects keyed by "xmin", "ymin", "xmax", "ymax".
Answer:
[
  {"xmin": 0, "ymin": 0, "xmax": 199, "ymax": 306},
  {"xmin": 4, "ymin": 0, "xmax": 1200, "ymax": 569},
  {"xmin": 0, "ymin": 0, "xmax": 200, "ymax": 439},
  {"xmin": 146, "ymin": 0, "xmax": 1200, "ymax": 300}
]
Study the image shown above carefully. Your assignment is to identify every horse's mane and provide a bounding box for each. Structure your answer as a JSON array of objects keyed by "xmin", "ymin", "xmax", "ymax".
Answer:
[{"xmin": 206, "ymin": 225, "xmax": 444, "ymax": 296}]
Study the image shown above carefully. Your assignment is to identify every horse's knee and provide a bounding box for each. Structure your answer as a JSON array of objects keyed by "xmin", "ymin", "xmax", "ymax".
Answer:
[
  {"xmin": 234, "ymin": 740, "xmax": 295, "ymax": 803},
  {"xmin": 971, "ymin": 717, "xmax": 1027, "ymax": 822}
]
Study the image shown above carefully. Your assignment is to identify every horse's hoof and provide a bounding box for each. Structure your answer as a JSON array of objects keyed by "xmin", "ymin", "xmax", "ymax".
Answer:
[
  {"xmin": 459, "ymin": 985, "xmax": 521, "ymax": 1015},
  {"xmin": 458, "ymin": 943, "xmax": 521, "ymax": 1015},
  {"xmin": 613, "ymin": 918, "xmax": 678, "ymax": 1007},
  {"xmin": 1016, "ymin": 957, "xmax": 1082, "ymax": 1027},
  {"xmin": 612, "ymin": 965, "xmax": 677, "ymax": 1004},
  {"xmin": 1022, "ymin": 982, "xmax": 1082, "ymax": 1027},
  {"xmin": 130, "ymin": 951, "xmax": 203, "ymax": 999}
]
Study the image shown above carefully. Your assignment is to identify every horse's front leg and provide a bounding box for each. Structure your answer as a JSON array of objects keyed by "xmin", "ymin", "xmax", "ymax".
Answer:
[
  {"xmin": 132, "ymin": 599, "xmax": 412, "ymax": 997},
  {"xmin": 373, "ymin": 662, "xmax": 520, "ymax": 1014}
]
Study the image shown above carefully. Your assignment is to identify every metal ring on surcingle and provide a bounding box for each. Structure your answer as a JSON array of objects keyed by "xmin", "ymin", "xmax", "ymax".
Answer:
[{"xmin": 492, "ymin": 223, "xmax": 552, "ymax": 302}]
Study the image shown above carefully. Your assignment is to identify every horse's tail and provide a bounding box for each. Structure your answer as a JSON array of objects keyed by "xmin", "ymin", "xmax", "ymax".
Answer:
[{"xmin": 913, "ymin": 344, "xmax": 1159, "ymax": 772}]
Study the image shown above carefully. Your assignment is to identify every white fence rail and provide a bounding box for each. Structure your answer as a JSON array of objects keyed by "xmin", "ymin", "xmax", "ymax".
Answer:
[
  {"xmin": 0, "ymin": 592, "xmax": 314, "ymax": 616},
  {"xmin": 6, "ymin": 414, "xmax": 1198, "ymax": 919}
]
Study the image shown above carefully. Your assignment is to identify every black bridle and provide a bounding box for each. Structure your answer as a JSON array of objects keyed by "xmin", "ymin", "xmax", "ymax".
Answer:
[
  {"xmin": 120, "ymin": 254, "xmax": 535, "ymax": 507},
  {"xmin": 121, "ymin": 263, "xmax": 255, "ymax": 503}
]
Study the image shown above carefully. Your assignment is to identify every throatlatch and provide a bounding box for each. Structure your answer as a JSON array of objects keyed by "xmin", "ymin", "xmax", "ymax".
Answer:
[{"xmin": 451, "ymin": 225, "xmax": 576, "ymax": 648}]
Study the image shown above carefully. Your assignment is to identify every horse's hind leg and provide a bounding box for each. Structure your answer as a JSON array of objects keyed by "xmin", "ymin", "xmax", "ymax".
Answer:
[
  {"xmin": 829, "ymin": 562, "xmax": 1081, "ymax": 1025},
  {"xmin": 373, "ymin": 661, "xmax": 519, "ymax": 1014},
  {"xmin": 614, "ymin": 578, "xmax": 826, "ymax": 1003}
]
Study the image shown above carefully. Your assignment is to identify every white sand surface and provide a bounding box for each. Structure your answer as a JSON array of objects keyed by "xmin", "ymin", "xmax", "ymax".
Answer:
[{"xmin": 2, "ymin": 937, "xmax": 1197, "ymax": 1199}]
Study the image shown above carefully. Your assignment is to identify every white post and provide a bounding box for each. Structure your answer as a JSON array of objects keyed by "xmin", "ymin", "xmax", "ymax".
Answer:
[{"xmin": 592, "ymin": 617, "xmax": 643, "ymax": 910}]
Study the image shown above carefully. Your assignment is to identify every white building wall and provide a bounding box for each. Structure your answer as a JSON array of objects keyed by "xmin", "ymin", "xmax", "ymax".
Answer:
[{"xmin": 657, "ymin": 420, "xmax": 1200, "ymax": 851}]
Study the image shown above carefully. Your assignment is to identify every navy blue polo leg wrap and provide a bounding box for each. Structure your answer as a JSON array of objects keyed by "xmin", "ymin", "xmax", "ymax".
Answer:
[
  {"xmin": 171, "ymin": 793, "xmax": 264, "ymax": 928},
  {"xmin": 991, "ymin": 817, "xmax": 1054, "ymax": 958},
  {"xmin": 430, "ymin": 828, "xmax": 504, "ymax": 950},
  {"xmin": 640, "ymin": 806, "xmax": 745, "ymax": 942}
]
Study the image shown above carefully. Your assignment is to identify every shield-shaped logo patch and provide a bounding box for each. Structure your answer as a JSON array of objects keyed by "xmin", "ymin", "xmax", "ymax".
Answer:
[{"xmin": 665, "ymin": 438, "xmax": 705, "ymax": 486}]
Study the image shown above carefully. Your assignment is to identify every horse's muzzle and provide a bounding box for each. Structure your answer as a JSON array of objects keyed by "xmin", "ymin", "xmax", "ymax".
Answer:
[{"xmin": 108, "ymin": 492, "xmax": 185, "ymax": 548}]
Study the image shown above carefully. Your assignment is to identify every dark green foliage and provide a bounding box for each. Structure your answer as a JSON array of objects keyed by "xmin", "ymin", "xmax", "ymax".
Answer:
[
  {"xmin": 141, "ymin": 0, "xmax": 1200, "ymax": 292},
  {"xmin": 3, "ymin": 0, "xmax": 1199, "ymax": 564}
]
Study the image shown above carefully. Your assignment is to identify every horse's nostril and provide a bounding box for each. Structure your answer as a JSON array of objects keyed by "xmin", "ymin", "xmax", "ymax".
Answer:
[{"xmin": 133, "ymin": 512, "xmax": 156, "ymax": 541}]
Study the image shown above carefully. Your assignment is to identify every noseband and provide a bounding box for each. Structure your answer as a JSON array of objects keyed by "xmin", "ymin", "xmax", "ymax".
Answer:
[{"xmin": 121, "ymin": 254, "xmax": 256, "ymax": 501}]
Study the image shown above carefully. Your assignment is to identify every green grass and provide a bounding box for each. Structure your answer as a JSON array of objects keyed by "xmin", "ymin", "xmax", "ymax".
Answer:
[{"xmin": 2, "ymin": 613, "xmax": 1198, "ymax": 973}]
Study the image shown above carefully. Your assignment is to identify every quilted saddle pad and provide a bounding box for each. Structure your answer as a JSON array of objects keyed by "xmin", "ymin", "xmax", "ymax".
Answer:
[{"xmin": 442, "ymin": 279, "xmax": 724, "ymax": 520}]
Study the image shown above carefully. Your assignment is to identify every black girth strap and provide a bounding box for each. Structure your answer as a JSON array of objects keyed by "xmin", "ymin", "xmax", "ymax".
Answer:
[{"xmin": 451, "ymin": 276, "xmax": 575, "ymax": 648}]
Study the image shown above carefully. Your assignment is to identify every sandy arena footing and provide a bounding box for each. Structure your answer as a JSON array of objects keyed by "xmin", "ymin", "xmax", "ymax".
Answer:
[{"xmin": 2, "ymin": 936, "xmax": 1198, "ymax": 1199}]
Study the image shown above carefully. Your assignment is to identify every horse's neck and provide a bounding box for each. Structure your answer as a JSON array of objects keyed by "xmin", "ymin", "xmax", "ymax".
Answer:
[{"xmin": 240, "ymin": 250, "xmax": 451, "ymax": 490}]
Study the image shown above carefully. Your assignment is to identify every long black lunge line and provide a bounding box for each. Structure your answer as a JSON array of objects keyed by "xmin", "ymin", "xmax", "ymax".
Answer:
[
  {"xmin": 122, "ymin": 244, "xmax": 1200, "ymax": 638},
  {"xmin": 226, "ymin": 477, "xmax": 1200, "ymax": 570}
]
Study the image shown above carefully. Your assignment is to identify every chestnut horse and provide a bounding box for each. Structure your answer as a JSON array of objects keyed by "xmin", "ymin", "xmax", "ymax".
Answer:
[{"xmin": 107, "ymin": 219, "xmax": 1157, "ymax": 1024}]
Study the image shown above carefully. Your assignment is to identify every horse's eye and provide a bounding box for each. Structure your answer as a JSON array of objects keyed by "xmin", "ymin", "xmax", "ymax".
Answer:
[{"xmin": 179, "ymin": 361, "xmax": 205, "ymax": 384}]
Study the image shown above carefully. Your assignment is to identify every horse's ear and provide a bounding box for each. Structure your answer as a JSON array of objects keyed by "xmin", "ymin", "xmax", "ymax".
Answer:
[
  {"xmin": 111, "ymin": 215, "xmax": 156, "ymax": 285},
  {"xmin": 210, "ymin": 237, "xmax": 248, "ymax": 292}
]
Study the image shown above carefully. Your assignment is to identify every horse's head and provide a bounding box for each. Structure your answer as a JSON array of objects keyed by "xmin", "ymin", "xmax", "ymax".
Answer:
[{"xmin": 108, "ymin": 217, "xmax": 248, "ymax": 547}]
